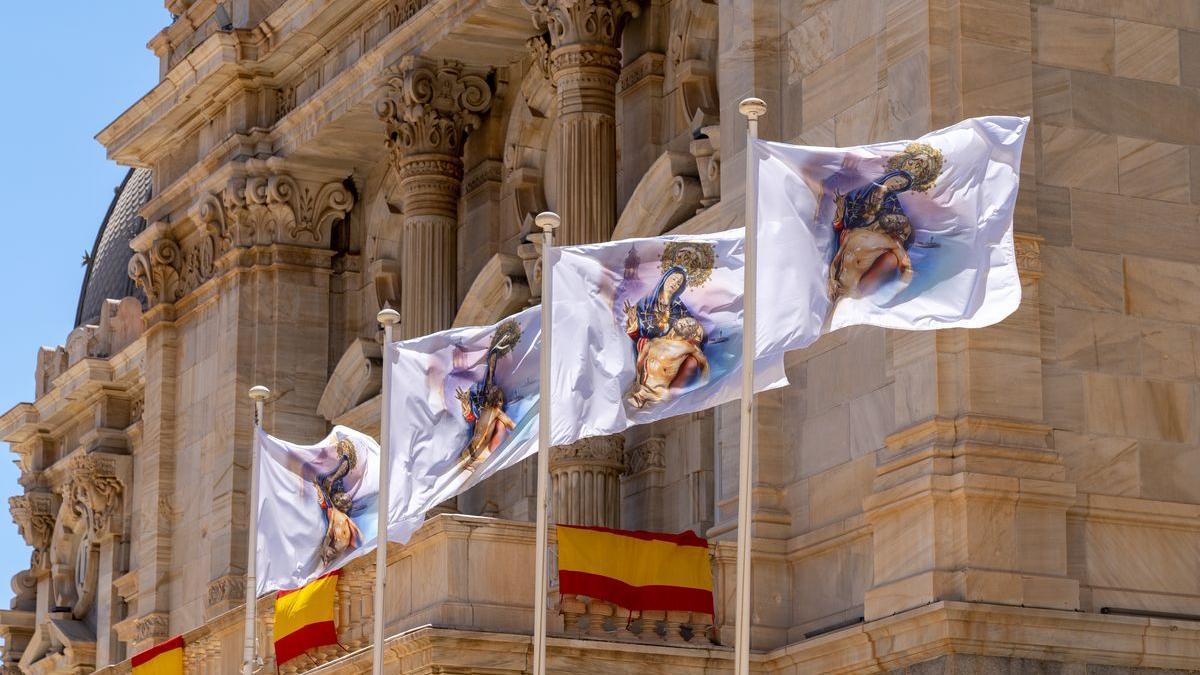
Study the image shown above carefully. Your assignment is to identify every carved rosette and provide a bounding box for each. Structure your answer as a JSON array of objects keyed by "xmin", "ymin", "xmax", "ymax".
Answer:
[
  {"xmin": 375, "ymin": 57, "xmax": 494, "ymax": 166},
  {"xmin": 522, "ymin": 0, "xmax": 640, "ymax": 49},
  {"xmin": 550, "ymin": 436, "xmax": 625, "ymax": 528},
  {"xmin": 9, "ymin": 492, "xmax": 57, "ymax": 574}
]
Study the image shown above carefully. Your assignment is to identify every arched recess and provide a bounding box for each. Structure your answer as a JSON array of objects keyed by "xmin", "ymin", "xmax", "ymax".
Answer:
[{"xmin": 499, "ymin": 48, "xmax": 557, "ymax": 238}]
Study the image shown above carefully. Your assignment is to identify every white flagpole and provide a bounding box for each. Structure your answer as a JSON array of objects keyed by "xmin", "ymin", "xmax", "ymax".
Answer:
[
  {"xmin": 532, "ymin": 210, "xmax": 559, "ymax": 675},
  {"xmin": 374, "ymin": 308, "xmax": 401, "ymax": 675},
  {"xmin": 244, "ymin": 385, "xmax": 270, "ymax": 675},
  {"xmin": 734, "ymin": 97, "xmax": 766, "ymax": 675}
]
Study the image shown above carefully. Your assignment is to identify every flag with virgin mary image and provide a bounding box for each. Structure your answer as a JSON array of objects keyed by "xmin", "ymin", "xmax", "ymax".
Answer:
[
  {"xmin": 753, "ymin": 116, "xmax": 1029, "ymax": 356},
  {"xmin": 255, "ymin": 426, "xmax": 383, "ymax": 595},
  {"xmin": 549, "ymin": 228, "xmax": 787, "ymax": 447},
  {"xmin": 384, "ymin": 306, "xmax": 541, "ymax": 543}
]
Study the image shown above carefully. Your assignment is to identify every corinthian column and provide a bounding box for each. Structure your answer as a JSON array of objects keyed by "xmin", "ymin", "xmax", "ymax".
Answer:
[
  {"xmin": 523, "ymin": 1, "xmax": 639, "ymax": 529},
  {"xmin": 376, "ymin": 57, "xmax": 495, "ymax": 338},
  {"xmin": 524, "ymin": 0, "xmax": 640, "ymax": 245}
]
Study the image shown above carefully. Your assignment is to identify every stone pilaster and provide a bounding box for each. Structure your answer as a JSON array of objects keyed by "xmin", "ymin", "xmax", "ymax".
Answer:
[
  {"xmin": 551, "ymin": 437, "xmax": 625, "ymax": 528},
  {"xmin": 863, "ymin": 235, "xmax": 1079, "ymax": 620},
  {"xmin": 376, "ymin": 57, "xmax": 495, "ymax": 338},
  {"xmin": 523, "ymin": 0, "xmax": 639, "ymax": 245}
]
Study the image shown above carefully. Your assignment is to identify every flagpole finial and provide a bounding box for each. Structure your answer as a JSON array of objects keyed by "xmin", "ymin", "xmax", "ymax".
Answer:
[
  {"xmin": 738, "ymin": 97, "xmax": 767, "ymax": 120},
  {"xmin": 377, "ymin": 308, "xmax": 401, "ymax": 326},
  {"xmin": 248, "ymin": 385, "xmax": 270, "ymax": 401},
  {"xmin": 534, "ymin": 211, "xmax": 560, "ymax": 232}
]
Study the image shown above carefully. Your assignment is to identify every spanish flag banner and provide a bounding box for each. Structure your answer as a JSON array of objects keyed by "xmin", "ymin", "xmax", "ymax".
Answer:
[
  {"xmin": 130, "ymin": 635, "xmax": 184, "ymax": 675},
  {"xmin": 557, "ymin": 525, "xmax": 714, "ymax": 614},
  {"xmin": 273, "ymin": 569, "xmax": 341, "ymax": 665}
]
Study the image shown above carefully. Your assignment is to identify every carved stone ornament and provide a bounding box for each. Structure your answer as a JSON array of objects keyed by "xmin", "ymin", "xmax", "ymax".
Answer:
[
  {"xmin": 375, "ymin": 57, "xmax": 495, "ymax": 164},
  {"xmin": 551, "ymin": 435, "xmax": 625, "ymax": 470},
  {"xmin": 134, "ymin": 612, "xmax": 170, "ymax": 644},
  {"xmin": 9, "ymin": 491, "xmax": 56, "ymax": 574},
  {"xmin": 623, "ymin": 437, "xmax": 666, "ymax": 476},
  {"xmin": 206, "ymin": 573, "xmax": 246, "ymax": 610},
  {"xmin": 131, "ymin": 175, "xmax": 354, "ymax": 307},
  {"xmin": 128, "ymin": 234, "xmax": 184, "ymax": 307},
  {"xmin": 522, "ymin": 0, "xmax": 641, "ymax": 49},
  {"xmin": 66, "ymin": 453, "xmax": 125, "ymax": 540}
]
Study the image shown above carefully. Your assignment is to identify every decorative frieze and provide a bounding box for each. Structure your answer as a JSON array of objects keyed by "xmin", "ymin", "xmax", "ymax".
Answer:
[
  {"xmin": 133, "ymin": 612, "xmax": 170, "ymax": 644},
  {"xmin": 623, "ymin": 437, "xmax": 665, "ymax": 476},
  {"xmin": 9, "ymin": 492, "xmax": 57, "ymax": 574},
  {"xmin": 206, "ymin": 573, "xmax": 246, "ymax": 613},
  {"xmin": 130, "ymin": 174, "xmax": 354, "ymax": 307}
]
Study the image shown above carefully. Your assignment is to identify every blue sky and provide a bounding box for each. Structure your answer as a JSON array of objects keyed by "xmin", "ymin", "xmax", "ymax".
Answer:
[{"xmin": 0, "ymin": 6, "xmax": 166, "ymax": 595}]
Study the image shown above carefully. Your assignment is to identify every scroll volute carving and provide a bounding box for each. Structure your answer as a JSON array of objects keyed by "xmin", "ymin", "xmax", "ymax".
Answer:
[
  {"xmin": 128, "ymin": 227, "xmax": 184, "ymax": 307},
  {"xmin": 375, "ymin": 57, "xmax": 495, "ymax": 163},
  {"xmin": 46, "ymin": 453, "xmax": 128, "ymax": 618},
  {"xmin": 522, "ymin": 0, "xmax": 641, "ymax": 49},
  {"xmin": 9, "ymin": 491, "xmax": 58, "ymax": 575}
]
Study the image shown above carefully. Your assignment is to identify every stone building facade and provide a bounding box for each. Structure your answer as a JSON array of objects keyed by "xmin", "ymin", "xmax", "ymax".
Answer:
[{"xmin": 1, "ymin": 0, "xmax": 1199, "ymax": 672}]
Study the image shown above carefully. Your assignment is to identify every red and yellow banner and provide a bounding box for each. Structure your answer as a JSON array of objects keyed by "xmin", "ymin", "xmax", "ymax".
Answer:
[
  {"xmin": 557, "ymin": 525, "xmax": 714, "ymax": 614},
  {"xmin": 274, "ymin": 569, "xmax": 341, "ymax": 665},
  {"xmin": 131, "ymin": 635, "xmax": 184, "ymax": 675}
]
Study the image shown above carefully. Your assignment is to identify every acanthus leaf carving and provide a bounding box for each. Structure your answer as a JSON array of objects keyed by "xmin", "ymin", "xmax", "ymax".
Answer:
[
  {"xmin": 375, "ymin": 57, "xmax": 495, "ymax": 165},
  {"xmin": 9, "ymin": 491, "xmax": 57, "ymax": 574},
  {"xmin": 66, "ymin": 452, "xmax": 125, "ymax": 541},
  {"xmin": 623, "ymin": 437, "xmax": 666, "ymax": 476},
  {"xmin": 522, "ymin": 0, "xmax": 641, "ymax": 49},
  {"xmin": 134, "ymin": 174, "xmax": 355, "ymax": 306}
]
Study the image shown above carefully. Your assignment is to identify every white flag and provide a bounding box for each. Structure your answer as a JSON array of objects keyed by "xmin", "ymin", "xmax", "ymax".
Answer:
[
  {"xmin": 385, "ymin": 306, "xmax": 541, "ymax": 543},
  {"xmin": 754, "ymin": 116, "xmax": 1029, "ymax": 355},
  {"xmin": 550, "ymin": 228, "xmax": 787, "ymax": 447},
  {"xmin": 255, "ymin": 425, "xmax": 384, "ymax": 595}
]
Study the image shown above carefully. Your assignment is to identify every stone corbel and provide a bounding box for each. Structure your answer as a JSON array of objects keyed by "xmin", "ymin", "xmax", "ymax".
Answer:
[
  {"xmin": 9, "ymin": 492, "xmax": 57, "ymax": 576},
  {"xmin": 128, "ymin": 223, "xmax": 184, "ymax": 308},
  {"xmin": 689, "ymin": 110, "xmax": 721, "ymax": 212}
]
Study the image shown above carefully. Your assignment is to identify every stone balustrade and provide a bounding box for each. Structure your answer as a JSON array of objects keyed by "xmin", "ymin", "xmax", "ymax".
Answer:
[
  {"xmin": 92, "ymin": 514, "xmax": 722, "ymax": 672},
  {"xmin": 557, "ymin": 592, "xmax": 715, "ymax": 646}
]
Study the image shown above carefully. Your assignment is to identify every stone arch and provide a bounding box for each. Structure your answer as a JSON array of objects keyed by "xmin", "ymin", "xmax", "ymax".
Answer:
[
  {"xmin": 666, "ymin": 0, "xmax": 719, "ymax": 127},
  {"xmin": 500, "ymin": 52, "xmax": 558, "ymax": 235}
]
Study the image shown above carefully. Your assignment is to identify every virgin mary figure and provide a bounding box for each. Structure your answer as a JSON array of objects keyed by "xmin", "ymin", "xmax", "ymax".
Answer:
[
  {"xmin": 828, "ymin": 168, "xmax": 917, "ymax": 301},
  {"xmin": 622, "ymin": 265, "xmax": 710, "ymax": 407}
]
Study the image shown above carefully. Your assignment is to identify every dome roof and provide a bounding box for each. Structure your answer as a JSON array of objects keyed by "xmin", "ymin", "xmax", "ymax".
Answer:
[{"xmin": 75, "ymin": 168, "xmax": 152, "ymax": 327}]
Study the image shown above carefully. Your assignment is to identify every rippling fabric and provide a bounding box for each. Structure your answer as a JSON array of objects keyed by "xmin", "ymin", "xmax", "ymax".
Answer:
[{"xmin": 754, "ymin": 116, "xmax": 1030, "ymax": 355}]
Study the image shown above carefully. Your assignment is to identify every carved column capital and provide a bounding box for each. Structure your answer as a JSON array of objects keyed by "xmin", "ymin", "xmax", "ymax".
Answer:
[
  {"xmin": 551, "ymin": 436, "xmax": 625, "ymax": 528},
  {"xmin": 9, "ymin": 491, "xmax": 57, "ymax": 575},
  {"xmin": 375, "ymin": 57, "xmax": 495, "ymax": 163},
  {"xmin": 522, "ymin": 0, "xmax": 640, "ymax": 50}
]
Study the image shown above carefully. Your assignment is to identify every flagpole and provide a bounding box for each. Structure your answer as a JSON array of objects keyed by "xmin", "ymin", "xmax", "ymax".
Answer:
[
  {"xmin": 374, "ymin": 308, "xmax": 400, "ymax": 675},
  {"xmin": 532, "ymin": 210, "xmax": 559, "ymax": 675},
  {"xmin": 734, "ymin": 97, "xmax": 766, "ymax": 675},
  {"xmin": 244, "ymin": 385, "xmax": 270, "ymax": 675}
]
